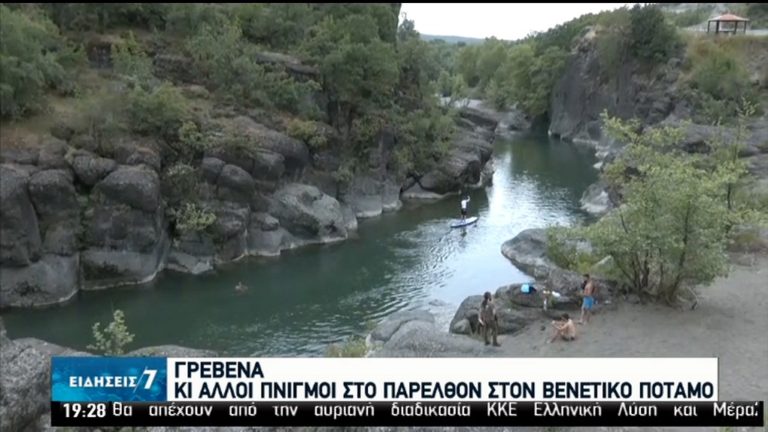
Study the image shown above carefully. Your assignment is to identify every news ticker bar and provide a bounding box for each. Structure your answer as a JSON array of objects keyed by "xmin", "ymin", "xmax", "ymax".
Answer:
[{"xmin": 50, "ymin": 401, "xmax": 764, "ymax": 427}]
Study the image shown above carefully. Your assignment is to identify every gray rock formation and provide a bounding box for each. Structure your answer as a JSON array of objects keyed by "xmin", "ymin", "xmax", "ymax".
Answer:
[
  {"xmin": 0, "ymin": 255, "xmax": 79, "ymax": 308},
  {"xmin": 81, "ymin": 165, "xmax": 168, "ymax": 288},
  {"xmin": 369, "ymin": 310, "xmax": 436, "ymax": 345},
  {"xmin": 580, "ymin": 180, "xmax": 613, "ymax": 216},
  {"xmin": 449, "ymin": 293, "xmax": 537, "ymax": 336},
  {"xmin": 0, "ymin": 333, "xmax": 213, "ymax": 431},
  {"xmin": 0, "ymin": 165, "xmax": 42, "ymax": 267},
  {"xmin": 270, "ymin": 183, "xmax": 348, "ymax": 242},
  {"xmin": 0, "ymin": 337, "xmax": 91, "ymax": 432},
  {"xmin": 549, "ymin": 28, "xmax": 680, "ymax": 145},
  {"xmin": 69, "ymin": 149, "xmax": 118, "ymax": 186}
]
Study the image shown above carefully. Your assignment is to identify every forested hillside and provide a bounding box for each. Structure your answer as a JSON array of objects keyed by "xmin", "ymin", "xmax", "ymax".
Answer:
[{"xmin": 0, "ymin": 3, "xmax": 501, "ymax": 308}]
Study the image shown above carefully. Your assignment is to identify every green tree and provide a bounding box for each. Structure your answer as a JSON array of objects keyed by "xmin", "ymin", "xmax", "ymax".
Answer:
[
  {"xmin": 127, "ymin": 82, "xmax": 190, "ymax": 141},
  {"xmin": 627, "ymin": 4, "xmax": 682, "ymax": 64},
  {"xmin": 582, "ymin": 114, "xmax": 734, "ymax": 303},
  {"xmin": 87, "ymin": 309, "xmax": 135, "ymax": 355},
  {"xmin": 0, "ymin": 5, "xmax": 84, "ymax": 118},
  {"xmin": 111, "ymin": 31, "xmax": 154, "ymax": 86}
]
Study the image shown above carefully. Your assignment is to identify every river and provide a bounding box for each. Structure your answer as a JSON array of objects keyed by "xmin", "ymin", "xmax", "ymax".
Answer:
[{"xmin": 2, "ymin": 133, "xmax": 598, "ymax": 356}]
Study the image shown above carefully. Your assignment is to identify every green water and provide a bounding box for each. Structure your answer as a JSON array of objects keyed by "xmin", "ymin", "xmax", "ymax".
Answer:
[{"xmin": 2, "ymin": 133, "xmax": 598, "ymax": 356}]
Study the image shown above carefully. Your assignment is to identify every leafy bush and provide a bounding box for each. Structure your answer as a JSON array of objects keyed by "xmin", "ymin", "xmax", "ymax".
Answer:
[
  {"xmin": 127, "ymin": 82, "xmax": 190, "ymax": 140},
  {"xmin": 111, "ymin": 31, "xmax": 154, "ymax": 86},
  {"xmin": 326, "ymin": 335, "xmax": 368, "ymax": 357},
  {"xmin": 0, "ymin": 5, "xmax": 84, "ymax": 118},
  {"xmin": 87, "ymin": 309, "xmax": 135, "ymax": 355},
  {"xmin": 286, "ymin": 119, "xmax": 328, "ymax": 150},
  {"xmin": 546, "ymin": 226, "xmax": 600, "ymax": 274},
  {"xmin": 162, "ymin": 162, "xmax": 198, "ymax": 204},
  {"xmin": 684, "ymin": 38, "xmax": 758, "ymax": 123},
  {"xmin": 170, "ymin": 202, "xmax": 216, "ymax": 234}
]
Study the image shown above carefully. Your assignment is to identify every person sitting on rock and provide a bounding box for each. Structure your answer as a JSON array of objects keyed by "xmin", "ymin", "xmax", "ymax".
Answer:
[
  {"xmin": 548, "ymin": 313, "xmax": 576, "ymax": 343},
  {"xmin": 478, "ymin": 291, "xmax": 501, "ymax": 347}
]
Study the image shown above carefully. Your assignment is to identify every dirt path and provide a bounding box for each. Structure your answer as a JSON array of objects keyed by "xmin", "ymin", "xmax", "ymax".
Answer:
[{"xmin": 494, "ymin": 257, "xmax": 768, "ymax": 403}]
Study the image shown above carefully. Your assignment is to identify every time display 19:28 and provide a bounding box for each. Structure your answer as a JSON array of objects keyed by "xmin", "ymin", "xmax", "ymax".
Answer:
[{"xmin": 62, "ymin": 402, "xmax": 108, "ymax": 418}]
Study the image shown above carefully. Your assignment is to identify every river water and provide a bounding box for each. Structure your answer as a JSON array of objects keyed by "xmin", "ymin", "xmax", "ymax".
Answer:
[{"xmin": 2, "ymin": 133, "xmax": 597, "ymax": 356}]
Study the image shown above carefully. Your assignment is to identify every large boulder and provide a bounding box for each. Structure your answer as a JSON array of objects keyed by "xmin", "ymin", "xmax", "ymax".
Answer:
[
  {"xmin": 500, "ymin": 228, "xmax": 556, "ymax": 279},
  {"xmin": 580, "ymin": 181, "xmax": 613, "ymax": 216},
  {"xmin": 166, "ymin": 231, "xmax": 216, "ymax": 275},
  {"xmin": 216, "ymin": 163, "xmax": 256, "ymax": 202},
  {"xmin": 0, "ymin": 338, "xmax": 90, "ymax": 432},
  {"xmin": 69, "ymin": 150, "xmax": 117, "ymax": 187},
  {"xmin": 0, "ymin": 255, "xmax": 79, "ymax": 308},
  {"xmin": 232, "ymin": 116, "xmax": 310, "ymax": 175},
  {"xmin": 269, "ymin": 183, "xmax": 348, "ymax": 241},
  {"xmin": 247, "ymin": 213, "xmax": 287, "ymax": 257},
  {"xmin": 369, "ymin": 310, "xmax": 436, "ymax": 345},
  {"xmin": 81, "ymin": 200, "xmax": 168, "ymax": 288},
  {"xmin": 372, "ymin": 319, "xmax": 501, "ymax": 357},
  {"xmin": 0, "ymin": 165, "xmax": 42, "ymax": 266},
  {"xmin": 449, "ymin": 294, "xmax": 534, "ymax": 336},
  {"xmin": 404, "ymin": 127, "xmax": 495, "ymax": 197},
  {"xmin": 36, "ymin": 137, "xmax": 69, "ymax": 170},
  {"xmin": 210, "ymin": 202, "xmax": 250, "ymax": 263},
  {"xmin": 343, "ymin": 173, "xmax": 388, "ymax": 218},
  {"xmin": 95, "ymin": 165, "xmax": 161, "ymax": 212},
  {"xmin": 28, "ymin": 169, "xmax": 78, "ymax": 221},
  {"xmin": 449, "ymin": 295, "xmax": 483, "ymax": 335}
]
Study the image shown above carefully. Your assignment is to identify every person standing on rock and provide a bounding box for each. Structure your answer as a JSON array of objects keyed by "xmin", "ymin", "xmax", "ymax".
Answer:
[
  {"xmin": 579, "ymin": 274, "xmax": 596, "ymax": 324},
  {"xmin": 478, "ymin": 291, "xmax": 501, "ymax": 347}
]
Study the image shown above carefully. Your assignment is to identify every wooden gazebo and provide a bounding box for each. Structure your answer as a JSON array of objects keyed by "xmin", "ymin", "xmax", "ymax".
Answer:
[{"xmin": 707, "ymin": 13, "xmax": 750, "ymax": 35}]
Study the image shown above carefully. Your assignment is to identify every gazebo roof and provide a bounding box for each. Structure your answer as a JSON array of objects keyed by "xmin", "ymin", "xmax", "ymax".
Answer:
[{"xmin": 708, "ymin": 13, "xmax": 750, "ymax": 22}]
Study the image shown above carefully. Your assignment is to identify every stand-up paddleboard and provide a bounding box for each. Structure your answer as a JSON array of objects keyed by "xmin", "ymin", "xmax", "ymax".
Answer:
[{"xmin": 450, "ymin": 216, "xmax": 478, "ymax": 228}]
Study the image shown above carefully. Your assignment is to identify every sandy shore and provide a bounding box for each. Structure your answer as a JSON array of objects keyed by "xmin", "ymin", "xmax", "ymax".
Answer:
[
  {"xmin": 481, "ymin": 256, "xmax": 768, "ymax": 431},
  {"xmin": 491, "ymin": 256, "xmax": 768, "ymax": 403}
]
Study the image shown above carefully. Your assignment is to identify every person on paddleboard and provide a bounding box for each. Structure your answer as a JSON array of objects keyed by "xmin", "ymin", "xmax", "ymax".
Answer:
[{"xmin": 460, "ymin": 195, "xmax": 471, "ymax": 222}]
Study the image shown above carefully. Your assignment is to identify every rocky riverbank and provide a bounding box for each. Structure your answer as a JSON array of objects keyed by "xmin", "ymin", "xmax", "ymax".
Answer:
[
  {"xmin": 545, "ymin": 27, "xmax": 768, "ymax": 217},
  {"xmin": 0, "ymin": 101, "xmax": 499, "ymax": 308}
]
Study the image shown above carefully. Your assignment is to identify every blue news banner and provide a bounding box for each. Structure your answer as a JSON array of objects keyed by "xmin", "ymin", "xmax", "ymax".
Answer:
[{"xmin": 49, "ymin": 357, "xmax": 764, "ymax": 427}]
